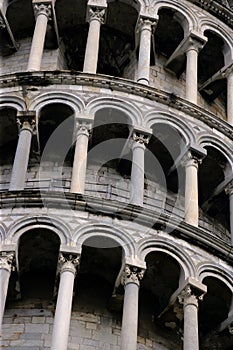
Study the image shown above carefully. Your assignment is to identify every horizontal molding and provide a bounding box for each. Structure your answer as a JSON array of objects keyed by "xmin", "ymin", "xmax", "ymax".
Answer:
[
  {"xmin": 0, "ymin": 190, "xmax": 232, "ymax": 264},
  {"xmin": 0, "ymin": 71, "xmax": 232, "ymax": 141}
]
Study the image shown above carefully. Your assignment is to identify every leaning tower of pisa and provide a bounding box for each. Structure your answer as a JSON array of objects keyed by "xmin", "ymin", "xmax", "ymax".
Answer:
[{"xmin": 0, "ymin": 0, "xmax": 233, "ymax": 349}]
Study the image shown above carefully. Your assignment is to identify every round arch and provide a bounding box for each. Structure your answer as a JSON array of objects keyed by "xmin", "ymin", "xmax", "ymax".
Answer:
[
  {"xmin": 199, "ymin": 20, "xmax": 233, "ymax": 62},
  {"xmin": 153, "ymin": 0, "xmax": 197, "ymax": 33},
  {"xmin": 73, "ymin": 222, "xmax": 136, "ymax": 257},
  {"xmin": 0, "ymin": 224, "xmax": 6, "ymax": 243},
  {"xmin": 86, "ymin": 97, "xmax": 143, "ymax": 126},
  {"xmin": 6, "ymin": 216, "xmax": 72, "ymax": 246},
  {"xmin": 0, "ymin": 95, "xmax": 26, "ymax": 111},
  {"xmin": 197, "ymin": 262, "xmax": 233, "ymax": 294},
  {"xmin": 29, "ymin": 92, "xmax": 85, "ymax": 116},
  {"xmin": 197, "ymin": 133, "xmax": 233, "ymax": 172},
  {"xmin": 138, "ymin": 237, "xmax": 196, "ymax": 281},
  {"xmin": 144, "ymin": 110, "xmax": 196, "ymax": 145}
]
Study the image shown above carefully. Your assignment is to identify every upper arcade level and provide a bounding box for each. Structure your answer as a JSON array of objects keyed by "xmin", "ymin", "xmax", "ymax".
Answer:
[{"xmin": 0, "ymin": 0, "xmax": 233, "ymax": 125}]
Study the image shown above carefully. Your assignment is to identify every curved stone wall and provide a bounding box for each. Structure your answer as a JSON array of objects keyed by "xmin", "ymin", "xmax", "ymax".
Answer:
[{"xmin": 0, "ymin": 1, "xmax": 233, "ymax": 350}]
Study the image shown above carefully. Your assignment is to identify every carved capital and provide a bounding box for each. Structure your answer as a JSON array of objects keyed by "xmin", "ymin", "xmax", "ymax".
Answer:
[
  {"xmin": 121, "ymin": 264, "xmax": 145, "ymax": 286},
  {"xmin": 132, "ymin": 131, "xmax": 150, "ymax": 146},
  {"xmin": 186, "ymin": 33, "xmax": 207, "ymax": 53},
  {"xmin": 33, "ymin": 3, "xmax": 52, "ymax": 19},
  {"xmin": 88, "ymin": 7, "xmax": 106, "ymax": 24},
  {"xmin": 76, "ymin": 121, "xmax": 93, "ymax": 137},
  {"xmin": 58, "ymin": 252, "xmax": 80, "ymax": 275},
  {"xmin": 178, "ymin": 284, "xmax": 205, "ymax": 308},
  {"xmin": 0, "ymin": 14, "xmax": 6, "ymax": 29},
  {"xmin": 0, "ymin": 252, "xmax": 15, "ymax": 272},
  {"xmin": 228, "ymin": 323, "xmax": 233, "ymax": 335},
  {"xmin": 137, "ymin": 17, "xmax": 157, "ymax": 34},
  {"xmin": 16, "ymin": 111, "xmax": 36, "ymax": 133},
  {"xmin": 225, "ymin": 180, "xmax": 233, "ymax": 195}
]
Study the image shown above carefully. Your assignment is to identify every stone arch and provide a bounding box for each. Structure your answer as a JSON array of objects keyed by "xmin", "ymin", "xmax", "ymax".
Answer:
[
  {"xmin": 73, "ymin": 222, "xmax": 136, "ymax": 258},
  {"xmin": 199, "ymin": 19, "xmax": 233, "ymax": 62},
  {"xmin": 152, "ymin": 0, "xmax": 197, "ymax": 33},
  {"xmin": 6, "ymin": 216, "xmax": 72, "ymax": 246},
  {"xmin": 144, "ymin": 110, "xmax": 196, "ymax": 146},
  {"xmin": 29, "ymin": 91, "xmax": 85, "ymax": 116},
  {"xmin": 138, "ymin": 237, "xmax": 196, "ymax": 281},
  {"xmin": 0, "ymin": 224, "xmax": 6, "ymax": 243},
  {"xmin": 86, "ymin": 97, "xmax": 143, "ymax": 126},
  {"xmin": 0, "ymin": 95, "xmax": 26, "ymax": 111},
  {"xmin": 197, "ymin": 262, "xmax": 233, "ymax": 294},
  {"xmin": 198, "ymin": 133, "xmax": 233, "ymax": 173}
]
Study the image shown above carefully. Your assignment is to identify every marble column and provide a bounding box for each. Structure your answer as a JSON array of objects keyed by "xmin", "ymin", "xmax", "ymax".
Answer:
[
  {"xmin": 83, "ymin": 7, "xmax": 106, "ymax": 73},
  {"xmin": 185, "ymin": 37, "xmax": 206, "ymax": 104},
  {"xmin": 130, "ymin": 131, "xmax": 150, "ymax": 207},
  {"xmin": 27, "ymin": 3, "xmax": 51, "ymax": 71},
  {"xmin": 51, "ymin": 253, "xmax": 80, "ymax": 350},
  {"xmin": 227, "ymin": 70, "xmax": 233, "ymax": 126},
  {"xmin": 225, "ymin": 181, "xmax": 233, "ymax": 245},
  {"xmin": 182, "ymin": 151, "xmax": 203, "ymax": 227},
  {"xmin": 9, "ymin": 112, "xmax": 35, "ymax": 191},
  {"xmin": 0, "ymin": 252, "xmax": 14, "ymax": 325},
  {"xmin": 70, "ymin": 121, "xmax": 92, "ymax": 194},
  {"xmin": 120, "ymin": 265, "xmax": 145, "ymax": 350},
  {"xmin": 137, "ymin": 17, "xmax": 157, "ymax": 85},
  {"xmin": 178, "ymin": 283, "xmax": 206, "ymax": 350}
]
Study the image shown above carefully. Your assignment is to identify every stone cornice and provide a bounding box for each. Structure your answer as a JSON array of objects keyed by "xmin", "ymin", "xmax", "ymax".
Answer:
[
  {"xmin": 189, "ymin": 0, "xmax": 233, "ymax": 28},
  {"xmin": 0, "ymin": 71, "xmax": 232, "ymax": 141},
  {"xmin": 0, "ymin": 190, "xmax": 232, "ymax": 264}
]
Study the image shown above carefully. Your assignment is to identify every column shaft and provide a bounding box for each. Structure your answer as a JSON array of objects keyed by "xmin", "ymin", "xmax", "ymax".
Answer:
[
  {"xmin": 83, "ymin": 8, "xmax": 105, "ymax": 73},
  {"xmin": 227, "ymin": 71, "xmax": 233, "ymax": 126},
  {"xmin": 27, "ymin": 5, "xmax": 50, "ymax": 71},
  {"xmin": 9, "ymin": 124, "xmax": 33, "ymax": 191},
  {"xmin": 130, "ymin": 142, "xmax": 145, "ymax": 206},
  {"xmin": 137, "ymin": 20, "xmax": 152, "ymax": 85},
  {"xmin": 120, "ymin": 282, "xmax": 139, "ymax": 350},
  {"xmin": 186, "ymin": 48, "xmax": 198, "ymax": 103},
  {"xmin": 120, "ymin": 265, "xmax": 144, "ymax": 350},
  {"xmin": 70, "ymin": 126, "xmax": 90, "ymax": 194},
  {"xmin": 184, "ymin": 157, "xmax": 199, "ymax": 226},
  {"xmin": 183, "ymin": 298, "xmax": 199, "ymax": 350},
  {"xmin": 229, "ymin": 191, "xmax": 233, "ymax": 245},
  {"xmin": 51, "ymin": 256, "xmax": 78, "ymax": 350},
  {"xmin": 0, "ymin": 253, "xmax": 14, "ymax": 325}
]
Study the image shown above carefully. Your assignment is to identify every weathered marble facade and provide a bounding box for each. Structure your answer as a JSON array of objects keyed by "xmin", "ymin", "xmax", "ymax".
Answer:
[{"xmin": 0, "ymin": 0, "xmax": 233, "ymax": 349}]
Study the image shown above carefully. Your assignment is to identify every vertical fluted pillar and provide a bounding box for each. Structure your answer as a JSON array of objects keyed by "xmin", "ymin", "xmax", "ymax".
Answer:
[
  {"xmin": 83, "ymin": 6, "xmax": 106, "ymax": 73},
  {"xmin": 137, "ymin": 17, "xmax": 157, "ymax": 85},
  {"xmin": 27, "ymin": 3, "xmax": 51, "ymax": 71},
  {"xmin": 120, "ymin": 265, "xmax": 145, "ymax": 350},
  {"xmin": 185, "ymin": 34, "xmax": 207, "ymax": 104},
  {"xmin": 178, "ymin": 281, "xmax": 206, "ymax": 350},
  {"xmin": 130, "ymin": 131, "xmax": 150, "ymax": 206},
  {"xmin": 70, "ymin": 121, "xmax": 92, "ymax": 194},
  {"xmin": 225, "ymin": 181, "xmax": 233, "ymax": 245},
  {"xmin": 0, "ymin": 252, "xmax": 14, "ymax": 325},
  {"xmin": 227, "ymin": 70, "xmax": 233, "ymax": 126},
  {"xmin": 9, "ymin": 112, "xmax": 35, "ymax": 191},
  {"xmin": 51, "ymin": 253, "xmax": 80, "ymax": 350}
]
